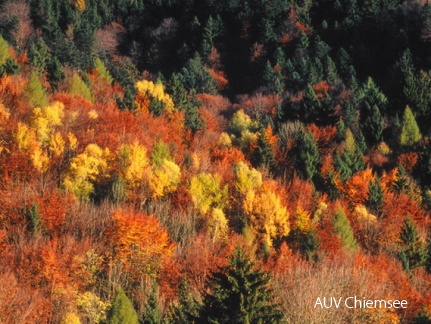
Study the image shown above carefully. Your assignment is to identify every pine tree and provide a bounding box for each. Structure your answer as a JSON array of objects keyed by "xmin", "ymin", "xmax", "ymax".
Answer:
[
  {"xmin": 255, "ymin": 127, "xmax": 277, "ymax": 174},
  {"xmin": 107, "ymin": 287, "xmax": 139, "ymax": 324},
  {"xmin": 334, "ymin": 129, "xmax": 365, "ymax": 181},
  {"xmin": 178, "ymin": 54, "xmax": 217, "ymax": 95},
  {"xmin": 296, "ymin": 129, "xmax": 320, "ymax": 181},
  {"xmin": 164, "ymin": 279, "xmax": 200, "ymax": 324},
  {"xmin": 398, "ymin": 215, "xmax": 427, "ymax": 275},
  {"xmin": 359, "ymin": 77, "xmax": 386, "ymax": 144},
  {"xmin": 28, "ymin": 37, "xmax": 51, "ymax": 73},
  {"xmin": 143, "ymin": 283, "xmax": 162, "ymax": 324},
  {"xmin": 47, "ymin": 56, "xmax": 65, "ymax": 90},
  {"xmin": 367, "ymin": 176, "xmax": 383, "ymax": 215},
  {"xmin": 400, "ymin": 106, "xmax": 421, "ymax": 146},
  {"xmin": 200, "ymin": 246, "xmax": 282, "ymax": 323}
]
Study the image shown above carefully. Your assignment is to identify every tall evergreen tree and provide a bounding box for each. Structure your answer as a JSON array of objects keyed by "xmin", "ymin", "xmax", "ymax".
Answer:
[
  {"xmin": 107, "ymin": 287, "xmax": 139, "ymax": 324},
  {"xmin": 398, "ymin": 215, "xmax": 427, "ymax": 275},
  {"xmin": 367, "ymin": 176, "xmax": 384, "ymax": 215},
  {"xmin": 400, "ymin": 105, "xmax": 422, "ymax": 146},
  {"xmin": 143, "ymin": 283, "xmax": 162, "ymax": 324},
  {"xmin": 200, "ymin": 246, "xmax": 282, "ymax": 323},
  {"xmin": 295, "ymin": 128, "xmax": 320, "ymax": 181},
  {"xmin": 359, "ymin": 77, "xmax": 386, "ymax": 144},
  {"xmin": 333, "ymin": 208, "xmax": 357, "ymax": 253},
  {"xmin": 25, "ymin": 71, "xmax": 49, "ymax": 108},
  {"xmin": 164, "ymin": 279, "xmax": 200, "ymax": 324}
]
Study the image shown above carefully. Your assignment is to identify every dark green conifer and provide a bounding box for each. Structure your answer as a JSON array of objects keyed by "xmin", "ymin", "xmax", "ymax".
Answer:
[
  {"xmin": 367, "ymin": 177, "xmax": 384, "ymax": 215},
  {"xmin": 164, "ymin": 279, "xmax": 200, "ymax": 324},
  {"xmin": 296, "ymin": 129, "xmax": 320, "ymax": 181},
  {"xmin": 359, "ymin": 77, "xmax": 386, "ymax": 144},
  {"xmin": 200, "ymin": 246, "xmax": 282, "ymax": 323},
  {"xmin": 398, "ymin": 215, "xmax": 427, "ymax": 275},
  {"xmin": 143, "ymin": 283, "xmax": 162, "ymax": 324}
]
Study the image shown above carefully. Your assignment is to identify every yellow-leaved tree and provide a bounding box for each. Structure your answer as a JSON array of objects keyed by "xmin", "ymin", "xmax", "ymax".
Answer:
[
  {"xmin": 136, "ymin": 79, "xmax": 175, "ymax": 114},
  {"xmin": 148, "ymin": 159, "xmax": 181, "ymax": 199},
  {"xmin": 234, "ymin": 161, "xmax": 262, "ymax": 195},
  {"xmin": 31, "ymin": 101, "xmax": 64, "ymax": 144},
  {"xmin": 63, "ymin": 144, "xmax": 111, "ymax": 200},
  {"xmin": 189, "ymin": 173, "xmax": 227, "ymax": 215},
  {"xmin": 118, "ymin": 141, "xmax": 150, "ymax": 191},
  {"xmin": 242, "ymin": 181, "xmax": 290, "ymax": 249},
  {"xmin": 189, "ymin": 173, "xmax": 229, "ymax": 240}
]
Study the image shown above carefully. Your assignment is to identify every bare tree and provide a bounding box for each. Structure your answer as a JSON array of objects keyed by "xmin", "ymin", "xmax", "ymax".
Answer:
[{"xmin": 0, "ymin": 0, "xmax": 33, "ymax": 51}]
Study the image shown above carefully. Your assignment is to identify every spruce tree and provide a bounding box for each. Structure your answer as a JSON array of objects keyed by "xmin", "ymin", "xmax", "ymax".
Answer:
[
  {"xmin": 164, "ymin": 279, "xmax": 200, "ymax": 324},
  {"xmin": 398, "ymin": 215, "xmax": 427, "ymax": 275},
  {"xmin": 255, "ymin": 127, "xmax": 278, "ymax": 174},
  {"xmin": 178, "ymin": 54, "xmax": 217, "ymax": 95},
  {"xmin": 359, "ymin": 77, "xmax": 386, "ymax": 144},
  {"xmin": 367, "ymin": 177, "xmax": 384, "ymax": 215},
  {"xmin": 47, "ymin": 56, "xmax": 64, "ymax": 90},
  {"xmin": 200, "ymin": 246, "xmax": 282, "ymax": 323},
  {"xmin": 296, "ymin": 129, "xmax": 320, "ymax": 181},
  {"xmin": 143, "ymin": 283, "xmax": 162, "ymax": 324},
  {"xmin": 107, "ymin": 287, "xmax": 139, "ymax": 324}
]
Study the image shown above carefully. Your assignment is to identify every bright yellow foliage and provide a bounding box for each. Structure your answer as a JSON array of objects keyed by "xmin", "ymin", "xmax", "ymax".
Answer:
[
  {"xmin": 293, "ymin": 205, "xmax": 312, "ymax": 232},
  {"xmin": 229, "ymin": 109, "xmax": 257, "ymax": 134},
  {"xmin": 31, "ymin": 101, "xmax": 64, "ymax": 144},
  {"xmin": 208, "ymin": 208, "xmax": 229, "ymax": 242},
  {"xmin": 31, "ymin": 144, "xmax": 49, "ymax": 172},
  {"xmin": 218, "ymin": 132, "xmax": 232, "ymax": 147},
  {"xmin": 75, "ymin": 291, "xmax": 110, "ymax": 323},
  {"xmin": 119, "ymin": 141, "xmax": 149, "ymax": 189},
  {"xmin": 234, "ymin": 161, "xmax": 262, "ymax": 195},
  {"xmin": 15, "ymin": 122, "xmax": 36, "ymax": 150},
  {"xmin": 148, "ymin": 159, "xmax": 181, "ymax": 199},
  {"xmin": 63, "ymin": 144, "xmax": 111, "ymax": 200},
  {"xmin": 49, "ymin": 132, "xmax": 65, "ymax": 158},
  {"xmin": 189, "ymin": 173, "xmax": 227, "ymax": 215},
  {"xmin": 60, "ymin": 312, "xmax": 81, "ymax": 324},
  {"xmin": 136, "ymin": 80, "xmax": 175, "ymax": 114},
  {"xmin": 68, "ymin": 132, "xmax": 78, "ymax": 151},
  {"xmin": 243, "ymin": 181, "xmax": 290, "ymax": 249},
  {"xmin": 75, "ymin": 0, "xmax": 86, "ymax": 11}
]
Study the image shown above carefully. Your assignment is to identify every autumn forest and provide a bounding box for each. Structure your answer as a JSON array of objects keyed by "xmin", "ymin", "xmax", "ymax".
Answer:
[{"xmin": 2, "ymin": 0, "xmax": 431, "ymax": 322}]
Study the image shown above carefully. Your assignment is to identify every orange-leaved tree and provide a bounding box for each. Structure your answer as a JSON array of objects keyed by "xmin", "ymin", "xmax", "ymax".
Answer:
[{"xmin": 106, "ymin": 209, "xmax": 175, "ymax": 278}]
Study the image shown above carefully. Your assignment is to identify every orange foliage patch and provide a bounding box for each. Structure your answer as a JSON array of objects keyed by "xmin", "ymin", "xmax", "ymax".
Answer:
[
  {"xmin": 208, "ymin": 68, "xmax": 228, "ymax": 90},
  {"xmin": 308, "ymin": 123, "xmax": 336, "ymax": 153},
  {"xmin": 398, "ymin": 152, "xmax": 419, "ymax": 173},
  {"xmin": 279, "ymin": 34, "xmax": 291, "ymax": 44},
  {"xmin": 312, "ymin": 81, "xmax": 330, "ymax": 98},
  {"xmin": 106, "ymin": 209, "xmax": 175, "ymax": 278},
  {"xmin": 338, "ymin": 168, "xmax": 374, "ymax": 206},
  {"xmin": 36, "ymin": 190, "xmax": 74, "ymax": 236}
]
